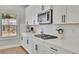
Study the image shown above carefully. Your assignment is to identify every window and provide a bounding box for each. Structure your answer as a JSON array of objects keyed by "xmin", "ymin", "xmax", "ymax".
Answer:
[{"xmin": 1, "ymin": 13, "xmax": 16, "ymax": 37}]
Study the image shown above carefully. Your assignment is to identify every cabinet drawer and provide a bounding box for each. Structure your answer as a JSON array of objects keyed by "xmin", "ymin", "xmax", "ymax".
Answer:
[
  {"xmin": 33, "ymin": 37, "xmax": 74, "ymax": 54},
  {"xmin": 43, "ymin": 43, "xmax": 74, "ymax": 54}
]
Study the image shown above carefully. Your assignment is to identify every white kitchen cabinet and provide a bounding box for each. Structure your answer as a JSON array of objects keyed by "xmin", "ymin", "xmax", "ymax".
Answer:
[
  {"xmin": 38, "ymin": 44, "xmax": 57, "ymax": 54},
  {"xmin": 33, "ymin": 37, "xmax": 57, "ymax": 54},
  {"xmin": 25, "ymin": 5, "xmax": 53, "ymax": 25},
  {"xmin": 21, "ymin": 36, "xmax": 33, "ymax": 54},
  {"xmin": 66, "ymin": 5, "xmax": 79, "ymax": 23},
  {"xmin": 53, "ymin": 5, "xmax": 67, "ymax": 24},
  {"xmin": 41, "ymin": 5, "xmax": 52, "ymax": 12},
  {"xmin": 25, "ymin": 5, "xmax": 41, "ymax": 25},
  {"xmin": 25, "ymin": 36, "xmax": 33, "ymax": 54},
  {"xmin": 33, "ymin": 41, "xmax": 39, "ymax": 54},
  {"xmin": 31, "ymin": 5, "xmax": 41, "ymax": 25},
  {"xmin": 33, "ymin": 39, "xmax": 45, "ymax": 54},
  {"xmin": 33, "ymin": 40, "xmax": 73, "ymax": 54},
  {"xmin": 44, "ymin": 42, "xmax": 73, "ymax": 54},
  {"xmin": 53, "ymin": 5, "xmax": 79, "ymax": 24},
  {"xmin": 21, "ymin": 35, "xmax": 73, "ymax": 54},
  {"xmin": 33, "ymin": 37, "xmax": 73, "ymax": 54},
  {"xmin": 33, "ymin": 40, "xmax": 55, "ymax": 54},
  {"xmin": 25, "ymin": 5, "xmax": 79, "ymax": 25},
  {"xmin": 25, "ymin": 6, "xmax": 32, "ymax": 25},
  {"xmin": 21, "ymin": 36, "xmax": 28, "ymax": 51}
]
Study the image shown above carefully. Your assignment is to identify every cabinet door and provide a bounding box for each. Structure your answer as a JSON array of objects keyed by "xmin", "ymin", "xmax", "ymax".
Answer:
[
  {"xmin": 38, "ymin": 44, "xmax": 56, "ymax": 54},
  {"xmin": 38, "ymin": 43, "xmax": 48, "ymax": 54},
  {"xmin": 25, "ymin": 5, "xmax": 41, "ymax": 25},
  {"xmin": 21, "ymin": 36, "xmax": 33, "ymax": 54},
  {"xmin": 25, "ymin": 6, "xmax": 32, "ymax": 25},
  {"xmin": 33, "ymin": 41, "xmax": 47, "ymax": 54},
  {"xmin": 31, "ymin": 5, "xmax": 41, "ymax": 25},
  {"xmin": 41, "ymin": 5, "xmax": 52, "ymax": 12},
  {"xmin": 33, "ymin": 40, "xmax": 56, "ymax": 54},
  {"xmin": 33, "ymin": 41, "xmax": 39, "ymax": 54},
  {"xmin": 26, "ymin": 37, "xmax": 33, "ymax": 53},
  {"xmin": 53, "ymin": 5, "xmax": 66, "ymax": 24},
  {"xmin": 67, "ymin": 5, "xmax": 79, "ymax": 23},
  {"xmin": 21, "ymin": 37, "xmax": 28, "ymax": 50},
  {"xmin": 45, "ymin": 43, "xmax": 73, "ymax": 54}
]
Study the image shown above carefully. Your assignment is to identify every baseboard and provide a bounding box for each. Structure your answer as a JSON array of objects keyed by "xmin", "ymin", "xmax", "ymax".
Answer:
[{"xmin": 0, "ymin": 44, "xmax": 21, "ymax": 49}]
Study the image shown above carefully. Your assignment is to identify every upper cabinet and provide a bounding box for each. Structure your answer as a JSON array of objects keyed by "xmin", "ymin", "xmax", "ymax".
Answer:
[
  {"xmin": 53, "ymin": 5, "xmax": 67, "ymax": 24},
  {"xmin": 25, "ymin": 5, "xmax": 79, "ymax": 25},
  {"xmin": 53, "ymin": 5, "xmax": 79, "ymax": 24},
  {"xmin": 66, "ymin": 5, "xmax": 79, "ymax": 23},
  {"xmin": 31, "ymin": 5, "xmax": 41, "ymax": 25},
  {"xmin": 41, "ymin": 5, "xmax": 53, "ymax": 12},
  {"xmin": 25, "ymin": 6, "xmax": 32, "ymax": 25},
  {"xmin": 25, "ymin": 5, "xmax": 41, "ymax": 25},
  {"xmin": 25, "ymin": 5, "xmax": 52, "ymax": 25}
]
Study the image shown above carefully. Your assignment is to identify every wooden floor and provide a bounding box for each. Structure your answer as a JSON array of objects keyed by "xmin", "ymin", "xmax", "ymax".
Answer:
[{"xmin": 0, "ymin": 46, "xmax": 28, "ymax": 54}]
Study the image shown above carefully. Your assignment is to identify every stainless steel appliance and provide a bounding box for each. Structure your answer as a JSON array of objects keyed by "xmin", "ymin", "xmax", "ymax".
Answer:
[{"xmin": 38, "ymin": 9, "xmax": 53, "ymax": 24}]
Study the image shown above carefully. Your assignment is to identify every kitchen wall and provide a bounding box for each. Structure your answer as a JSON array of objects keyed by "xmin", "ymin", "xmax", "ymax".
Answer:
[
  {"xmin": 33, "ymin": 24, "xmax": 79, "ymax": 43},
  {"xmin": 34, "ymin": 24, "xmax": 58, "ymax": 35},
  {"xmin": 63, "ymin": 24, "xmax": 79, "ymax": 44},
  {"xmin": 33, "ymin": 24, "xmax": 79, "ymax": 53},
  {"xmin": 0, "ymin": 5, "xmax": 25, "ymax": 47}
]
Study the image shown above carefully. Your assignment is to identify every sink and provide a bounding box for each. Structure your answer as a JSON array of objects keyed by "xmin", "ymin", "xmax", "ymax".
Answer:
[{"xmin": 34, "ymin": 34, "xmax": 57, "ymax": 40}]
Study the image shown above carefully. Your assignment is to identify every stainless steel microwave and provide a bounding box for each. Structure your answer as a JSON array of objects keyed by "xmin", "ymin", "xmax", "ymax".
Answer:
[{"xmin": 38, "ymin": 9, "xmax": 52, "ymax": 24}]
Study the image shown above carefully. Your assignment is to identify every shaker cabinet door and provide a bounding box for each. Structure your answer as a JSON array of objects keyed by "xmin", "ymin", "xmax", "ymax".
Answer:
[
  {"xmin": 25, "ymin": 6, "xmax": 32, "ymax": 25},
  {"xmin": 33, "ymin": 41, "xmax": 39, "ymax": 54},
  {"xmin": 41, "ymin": 5, "xmax": 52, "ymax": 12},
  {"xmin": 66, "ymin": 5, "xmax": 79, "ymax": 23},
  {"xmin": 31, "ymin": 5, "xmax": 41, "ymax": 25},
  {"xmin": 53, "ymin": 5, "xmax": 67, "ymax": 24}
]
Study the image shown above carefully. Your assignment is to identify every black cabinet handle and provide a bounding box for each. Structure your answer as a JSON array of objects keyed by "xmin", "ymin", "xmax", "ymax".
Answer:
[
  {"xmin": 21, "ymin": 37, "xmax": 23, "ymax": 40},
  {"xmin": 27, "ymin": 40, "xmax": 29, "ymax": 44},
  {"xmin": 35, "ymin": 44, "xmax": 38, "ymax": 51},
  {"xmin": 51, "ymin": 47, "xmax": 58, "ymax": 51},
  {"xmin": 62, "ymin": 16, "xmax": 64, "ymax": 23},
  {"xmin": 63, "ymin": 15, "xmax": 66, "ymax": 23}
]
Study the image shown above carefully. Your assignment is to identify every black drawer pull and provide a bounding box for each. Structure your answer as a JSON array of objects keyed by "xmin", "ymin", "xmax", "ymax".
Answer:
[
  {"xmin": 62, "ymin": 16, "xmax": 64, "ymax": 23},
  {"xmin": 35, "ymin": 44, "xmax": 38, "ymax": 51},
  {"xmin": 21, "ymin": 37, "xmax": 23, "ymax": 40},
  {"xmin": 63, "ymin": 15, "xmax": 66, "ymax": 23},
  {"xmin": 27, "ymin": 40, "xmax": 29, "ymax": 44},
  {"xmin": 51, "ymin": 48, "xmax": 58, "ymax": 51}
]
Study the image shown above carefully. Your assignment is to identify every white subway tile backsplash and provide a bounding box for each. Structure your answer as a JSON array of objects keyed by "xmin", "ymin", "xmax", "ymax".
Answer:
[{"xmin": 29, "ymin": 24, "xmax": 79, "ymax": 42}]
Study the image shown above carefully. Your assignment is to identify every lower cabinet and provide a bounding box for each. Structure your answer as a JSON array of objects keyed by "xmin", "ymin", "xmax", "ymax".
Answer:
[
  {"xmin": 43, "ymin": 43, "xmax": 73, "ymax": 54},
  {"xmin": 33, "ymin": 40, "xmax": 57, "ymax": 54},
  {"xmin": 33, "ymin": 41, "xmax": 39, "ymax": 54},
  {"xmin": 33, "ymin": 41, "xmax": 51, "ymax": 54},
  {"xmin": 21, "ymin": 36, "xmax": 73, "ymax": 54},
  {"xmin": 21, "ymin": 36, "xmax": 33, "ymax": 54}
]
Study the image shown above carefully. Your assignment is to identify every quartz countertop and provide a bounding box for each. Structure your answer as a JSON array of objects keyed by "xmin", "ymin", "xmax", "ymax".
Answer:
[{"xmin": 21, "ymin": 32, "xmax": 79, "ymax": 54}]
